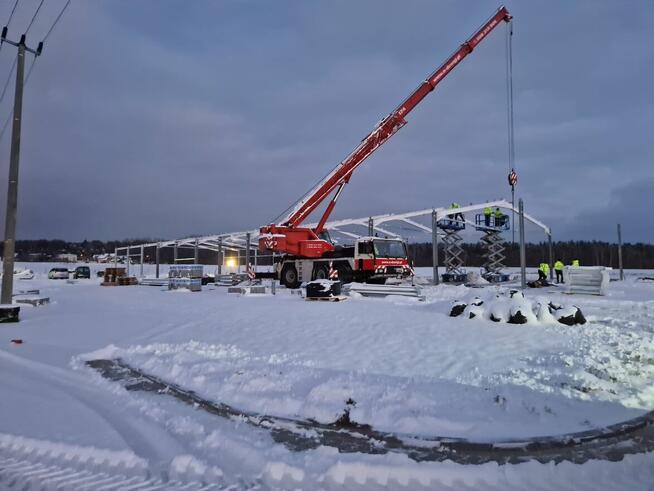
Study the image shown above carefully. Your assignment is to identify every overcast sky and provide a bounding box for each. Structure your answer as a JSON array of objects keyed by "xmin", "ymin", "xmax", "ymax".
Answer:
[{"xmin": 0, "ymin": 0, "xmax": 652, "ymax": 243}]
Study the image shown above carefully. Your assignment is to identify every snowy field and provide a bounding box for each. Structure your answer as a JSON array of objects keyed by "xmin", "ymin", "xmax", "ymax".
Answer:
[{"xmin": 0, "ymin": 262, "xmax": 653, "ymax": 489}]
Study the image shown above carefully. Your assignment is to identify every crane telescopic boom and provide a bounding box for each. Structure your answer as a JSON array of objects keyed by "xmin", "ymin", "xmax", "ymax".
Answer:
[{"xmin": 260, "ymin": 6, "xmax": 512, "ymax": 258}]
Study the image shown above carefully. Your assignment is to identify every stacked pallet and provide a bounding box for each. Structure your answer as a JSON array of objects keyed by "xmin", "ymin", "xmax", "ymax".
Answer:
[
  {"xmin": 139, "ymin": 278, "xmax": 169, "ymax": 287},
  {"xmin": 215, "ymin": 273, "xmax": 249, "ymax": 286},
  {"xmin": 101, "ymin": 268, "xmax": 137, "ymax": 286},
  {"xmin": 169, "ymin": 265, "xmax": 203, "ymax": 292}
]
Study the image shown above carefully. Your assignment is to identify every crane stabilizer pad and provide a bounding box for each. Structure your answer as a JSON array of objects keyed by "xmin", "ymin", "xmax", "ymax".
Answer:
[{"xmin": 86, "ymin": 358, "xmax": 654, "ymax": 465}]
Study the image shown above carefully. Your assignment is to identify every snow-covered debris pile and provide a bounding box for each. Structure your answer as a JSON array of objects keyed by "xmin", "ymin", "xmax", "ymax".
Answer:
[
  {"xmin": 306, "ymin": 279, "xmax": 342, "ymax": 298},
  {"xmin": 449, "ymin": 289, "xmax": 586, "ymax": 326},
  {"xmin": 465, "ymin": 271, "xmax": 490, "ymax": 286}
]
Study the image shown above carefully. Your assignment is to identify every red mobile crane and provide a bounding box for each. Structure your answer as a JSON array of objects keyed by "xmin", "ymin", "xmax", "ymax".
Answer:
[{"xmin": 260, "ymin": 6, "xmax": 512, "ymax": 288}]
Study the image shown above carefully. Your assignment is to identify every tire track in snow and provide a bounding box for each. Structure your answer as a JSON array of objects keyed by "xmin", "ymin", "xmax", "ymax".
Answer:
[
  {"xmin": 0, "ymin": 456, "xmax": 224, "ymax": 490},
  {"xmin": 0, "ymin": 349, "xmax": 190, "ymax": 470}
]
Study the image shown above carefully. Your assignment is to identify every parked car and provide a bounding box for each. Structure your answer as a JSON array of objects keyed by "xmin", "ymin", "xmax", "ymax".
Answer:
[
  {"xmin": 48, "ymin": 267, "xmax": 69, "ymax": 280},
  {"xmin": 14, "ymin": 268, "xmax": 34, "ymax": 280},
  {"xmin": 73, "ymin": 266, "xmax": 91, "ymax": 279}
]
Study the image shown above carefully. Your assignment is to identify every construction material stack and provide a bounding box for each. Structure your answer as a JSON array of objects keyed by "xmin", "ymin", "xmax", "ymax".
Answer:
[
  {"xmin": 169, "ymin": 265, "xmax": 203, "ymax": 292},
  {"xmin": 102, "ymin": 268, "xmax": 136, "ymax": 286},
  {"xmin": 564, "ymin": 266, "xmax": 611, "ymax": 295}
]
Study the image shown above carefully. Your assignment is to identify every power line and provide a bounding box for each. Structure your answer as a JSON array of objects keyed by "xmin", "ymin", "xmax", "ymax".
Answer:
[
  {"xmin": 0, "ymin": 57, "xmax": 17, "ymax": 106},
  {"xmin": 0, "ymin": 0, "xmax": 21, "ymax": 53},
  {"xmin": 0, "ymin": 56, "xmax": 35, "ymax": 142},
  {"xmin": 0, "ymin": 0, "xmax": 72, "ymax": 142},
  {"xmin": 5, "ymin": 0, "xmax": 21, "ymax": 28},
  {"xmin": 24, "ymin": 51, "xmax": 36, "ymax": 80},
  {"xmin": 25, "ymin": 0, "xmax": 45, "ymax": 34},
  {"xmin": 43, "ymin": 0, "xmax": 70, "ymax": 41}
]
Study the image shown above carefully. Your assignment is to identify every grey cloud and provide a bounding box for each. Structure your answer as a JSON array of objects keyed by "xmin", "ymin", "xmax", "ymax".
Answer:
[{"xmin": 0, "ymin": 1, "xmax": 652, "ymax": 241}]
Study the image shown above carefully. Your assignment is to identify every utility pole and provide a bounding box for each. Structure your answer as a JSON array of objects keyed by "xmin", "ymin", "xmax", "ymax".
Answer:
[{"xmin": 0, "ymin": 32, "xmax": 43, "ymax": 309}]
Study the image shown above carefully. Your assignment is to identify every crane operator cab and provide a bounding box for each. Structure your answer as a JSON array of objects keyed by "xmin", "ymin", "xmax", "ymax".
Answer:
[{"xmin": 354, "ymin": 237, "xmax": 412, "ymax": 283}]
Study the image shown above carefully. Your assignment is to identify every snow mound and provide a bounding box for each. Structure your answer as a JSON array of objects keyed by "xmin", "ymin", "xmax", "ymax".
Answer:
[{"xmin": 449, "ymin": 290, "xmax": 586, "ymax": 326}]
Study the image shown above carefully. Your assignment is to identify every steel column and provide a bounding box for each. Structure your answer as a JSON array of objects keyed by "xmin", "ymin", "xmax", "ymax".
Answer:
[
  {"xmin": 519, "ymin": 198, "xmax": 526, "ymax": 289},
  {"xmin": 617, "ymin": 223, "xmax": 624, "ymax": 281},
  {"xmin": 139, "ymin": 245, "xmax": 144, "ymax": 278},
  {"xmin": 245, "ymin": 233, "xmax": 251, "ymax": 272},
  {"xmin": 194, "ymin": 238, "xmax": 199, "ymax": 264},
  {"xmin": 217, "ymin": 238, "xmax": 223, "ymax": 275},
  {"xmin": 155, "ymin": 244, "xmax": 160, "ymax": 278},
  {"xmin": 432, "ymin": 210, "xmax": 439, "ymax": 285},
  {"xmin": 548, "ymin": 232, "xmax": 554, "ymax": 281}
]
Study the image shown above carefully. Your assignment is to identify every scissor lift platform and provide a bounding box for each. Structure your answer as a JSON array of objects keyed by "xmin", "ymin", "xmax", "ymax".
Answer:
[
  {"xmin": 437, "ymin": 219, "xmax": 466, "ymax": 283},
  {"xmin": 475, "ymin": 214, "xmax": 511, "ymax": 283}
]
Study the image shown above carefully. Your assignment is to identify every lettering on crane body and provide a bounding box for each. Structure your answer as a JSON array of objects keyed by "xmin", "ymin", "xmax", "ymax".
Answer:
[
  {"xmin": 376, "ymin": 259, "xmax": 406, "ymax": 266},
  {"xmin": 431, "ymin": 53, "xmax": 463, "ymax": 84},
  {"xmin": 474, "ymin": 20, "xmax": 497, "ymax": 44}
]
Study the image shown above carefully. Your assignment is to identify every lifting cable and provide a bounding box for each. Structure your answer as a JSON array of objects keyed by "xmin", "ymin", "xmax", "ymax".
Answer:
[
  {"xmin": 505, "ymin": 19, "xmax": 517, "ymax": 242},
  {"xmin": 505, "ymin": 19, "xmax": 515, "ymax": 176}
]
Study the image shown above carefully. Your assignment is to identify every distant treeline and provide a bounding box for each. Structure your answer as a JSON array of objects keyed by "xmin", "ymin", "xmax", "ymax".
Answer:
[
  {"xmin": 408, "ymin": 241, "xmax": 654, "ymax": 269},
  {"xmin": 3, "ymin": 239, "xmax": 654, "ymax": 269},
  {"xmin": 6, "ymin": 239, "xmax": 222, "ymax": 265},
  {"xmin": 5, "ymin": 239, "xmax": 160, "ymax": 261}
]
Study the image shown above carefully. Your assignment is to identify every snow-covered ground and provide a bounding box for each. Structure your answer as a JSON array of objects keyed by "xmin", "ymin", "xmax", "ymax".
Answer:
[{"xmin": 0, "ymin": 262, "xmax": 653, "ymax": 489}]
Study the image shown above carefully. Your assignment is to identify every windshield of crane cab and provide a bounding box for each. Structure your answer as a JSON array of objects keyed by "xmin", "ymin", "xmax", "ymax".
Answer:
[{"xmin": 373, "ymin": 240, "xmax": 406, "ymax": 258}]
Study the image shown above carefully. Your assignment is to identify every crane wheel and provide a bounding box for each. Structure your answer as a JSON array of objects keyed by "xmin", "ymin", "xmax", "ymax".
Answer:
[
  {"xmin": 281, "ymin": 264, "xmax": 300, "ymax": 289},
  {"xmin": 312, "ymin": 264, "xmax": 329, "ymax": 280},
  {"xmin": 335, "ymin": 263, "xmax": 354, "ymax": 284}
]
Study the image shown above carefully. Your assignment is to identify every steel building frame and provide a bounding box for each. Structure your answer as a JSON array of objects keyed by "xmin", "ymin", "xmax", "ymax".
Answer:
[{"xmin": 114, "ymin": 199, "xmax": 552, "ymax": 279}]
